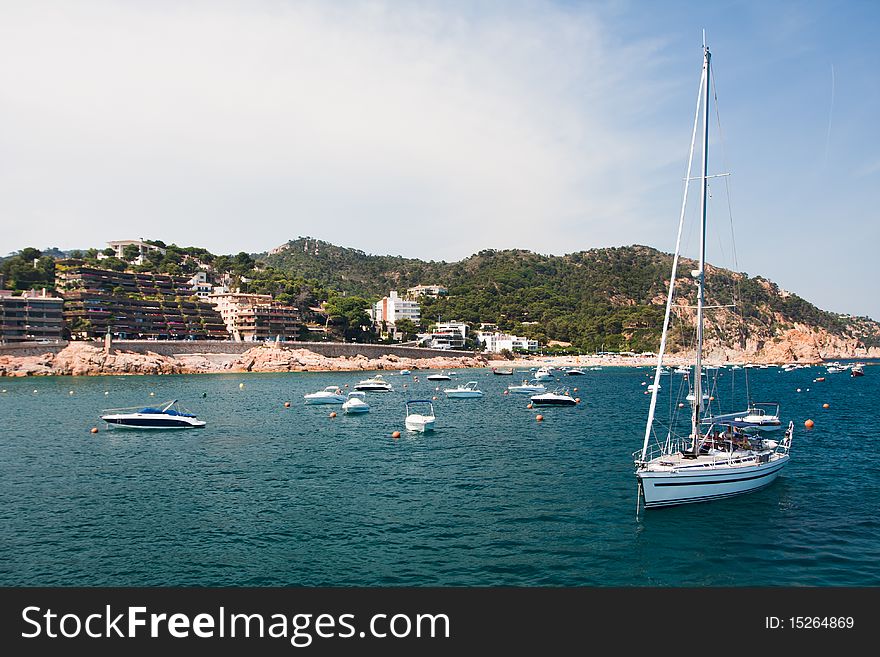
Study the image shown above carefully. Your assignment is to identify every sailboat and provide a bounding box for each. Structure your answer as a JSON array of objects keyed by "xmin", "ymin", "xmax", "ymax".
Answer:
[{"xmin": 633, "ymin": 40, "xmax": 793, "ymax": 511}]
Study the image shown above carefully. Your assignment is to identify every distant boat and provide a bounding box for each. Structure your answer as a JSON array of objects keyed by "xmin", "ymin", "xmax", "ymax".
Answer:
[
  {"xmin": 851, "ymin": 364, "xmax": 865, "ymax": 377},
  {"xmin": 534, "ymin": 367, "xmax": 554, "ymax": 381},
  {"xmin": 507, "ymin": 379, "xmax": 546, "ymax": 394},
  {"xmin": 101, "ymin": 399, "xmax": 206, "ymax": 429},
  {"xmin": 492, "ymin": 367, "xmax": 515, "ymax": 375},
  {"xmin": 703, "ymin": 402, "xmax": 782, "ymax": 434},
  {"xmin": 405, "ymin": 399, "xmax": 436, "ymax": 432},
  {"xmin": 399, "ymin": 369, "xmax": 411, "ymax": 375},
  {"xmin": 530, "ymin": 387, "xmax": 577, "ymax": 406},
  {"xmin": 565, "ymin": 368, "xmax": 586, "ymax": 376},
  {"xmin": 427, "ymin": 372, "xmax": 452, "ymax": 381},
  {"xmin": 304, "ymin": 386, "xmax": 346, "ymax": 404},
  {"xmin": 354, "ymin": 375, "xmax": 393, "ymax": 392},
  {"xmin": 444, "ymin": 381, "xmax": 484, "ymax": 398},
  {"xmin": 342, "ymin": 391, "xmax": 370, "ymax": 414}
]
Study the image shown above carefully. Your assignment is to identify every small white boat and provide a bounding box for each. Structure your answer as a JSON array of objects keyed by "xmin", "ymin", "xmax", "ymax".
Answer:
[
  {"xmin": 405, "ymin": 399, "xmax": 436, "ymax": 432},
  {"xmin": 530, "ymin": 387, "xmax": 577, "ymax": 406},
  {"xmin": 534, "ymin": 367, "xmax": 554, "ymax": 381},
  {"xmin": 342, "ymin": 391, "xmax": 370, "ymax": 414},
  {"xmin": 426, "ymin": 372, "xmax": 452, "ymax": 381},
  {"xmin": 101, "ymin": 399, "xmax": 206, "ymax": 429},
  {"xmin": 507, "ymin": 379, "xmax": 546, "ymax": 394},
  {"xmin": 703, "ymin": 402, "xmax": 782, "ymax": 433},
  {"xmin": 304, "ymin": 386, "xmax": 346, "ymax": 404},
  {"xmin": 444, "ymin": 381, "xmax": 483, "ymax": 398},
  {"xmin": 354, "ymin": 375, "xmax": 393, "ymax": 392},
  {"xmin": 399, "ymin": 369, "xmax": 412, "ymax": 375},
  {"xmin": 565, "ymin": 368, "xmax": 586, "ymax": 376}
]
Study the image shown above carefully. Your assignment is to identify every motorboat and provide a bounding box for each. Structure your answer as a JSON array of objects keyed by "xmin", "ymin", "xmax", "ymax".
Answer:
[
  {"xmin": 405, "ymin": 399, "xmax": 436, "ymax": 432},
  {"xmin": 399, "ymin": 369, "xmax": 412, "ymax": 375},
  {"xmin": 534, "ymin": 367, "xmax": 554, "ymax": 381},
  {"xmin": 444, "ymin": 381, "xmax": 483, "ymax": 398},
  {"xmin": 703, "ymin": 402, "xmax": 782, "ymax": 433},
  {"xmin": 101, "ymin": 399, "xmax": 206, "ymax": 429},
  {"xmin": 566, "ymin": 368, "xmax": 586, "ymax": 376},
  {"xmin": 851, "ymin": 364, "xmax": 865, "ymax": 377},
  {"xmin": 507, "ymin": 379, "xmax": 546, "ymax": 394},
  {"xmin": 304, "ymin": 386, "xmax": 346, "ymax": 404},
  {"xmin": 354, "ymin": 375, "xmax": 393, "ymax": 392},
  {"xmin": 530, "ymin": 387, "xmax": 577, "ymax": 406},
  {"xmin": 342, "ymin": 391, "xmax": 370, "ymax": 414},
  {"xmin": 492, "ymin": 367, "xmax": 515, "ymax": 375},
  {"xmin": 426, "ymin": 372, "xmax": 452, "ymax": 381}
]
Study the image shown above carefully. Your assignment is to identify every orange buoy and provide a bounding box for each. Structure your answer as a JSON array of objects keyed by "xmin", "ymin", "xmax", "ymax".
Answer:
[
  {"xmin": 90, "ymin": 427, "xmax": 99, "ymax": 434},
  {"xmin": 816, "ymin": 377, "xmax": 825, "ymax": 382},
  {"xmin": 392, "ymin": 431, "xmax": 401, "ymax": 439},
  {"xmin": 678, "ymin": 403, "xmax": 685, "ymax": 408},
  {"xmin": 432, "ymin": 396, "xmax": 438, "ymax": 400},
  {"xmin": 536, "ymin": 414, "xmax": 544, "ymax": 421},
  {"xmin": 573, "ymin": 388, "xmax": 578, "ymax": 392},
  {"xmin": 527, "ymin": 403, "xmax": 533, "ymax": 409},
  {"xmin": 804, "ymin": 419, "xmax": 814, "ymax": 428},
  {"xmin": 284, "ymin": 401, "xmax": 291, "ymax": 408},
  {"xmin": 575, "ymin": 398, "xmax": 580, "ymax": 403},
  {"xmin": 709, "ymin": 396, "xmax": 714, "ymax": 401},
  {"xmin": 822, "ymin": 403, "xmax": 829, "ymax": 409},
  {"xmin": 503, "ymin": 390, "xmax": 509, "ymax": 395},
  {"xmin": 329, "ymin": 412, "xmax": 337, "ymax": 418}
]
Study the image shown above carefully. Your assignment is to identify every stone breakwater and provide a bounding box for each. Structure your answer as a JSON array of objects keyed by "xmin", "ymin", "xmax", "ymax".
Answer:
[{"xmin": 0, "ymin": 342, "xmax": 489, "ymax": 377}]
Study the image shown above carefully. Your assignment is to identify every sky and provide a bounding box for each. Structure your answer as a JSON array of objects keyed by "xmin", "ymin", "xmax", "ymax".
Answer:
[{"xmin": 1, "ymin": 0, "xmax": 878, "ymax": 319}]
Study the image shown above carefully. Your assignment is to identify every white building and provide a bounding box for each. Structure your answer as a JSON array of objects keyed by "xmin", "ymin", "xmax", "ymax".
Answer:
[
  {"xmin": 104, "ymin": 239, "xmax": 167, "ymax": 265},
  {"xmin": 429, "ymin": 321, "xmax": 468, "ymax": 349},
  {"xmin": 372, "ymin": 291, "xmax": 420, "ymax": 326},
  {"xmin": 406, "ymin": 284, "xmax": 448, "ymax": 298},
  {"xmin": 188, "ymin": 271, "xmax": 213, "ymax": 297},
  {"xmin": 477, "ymin": 331, "xmax": 539, "ymax": 353}
]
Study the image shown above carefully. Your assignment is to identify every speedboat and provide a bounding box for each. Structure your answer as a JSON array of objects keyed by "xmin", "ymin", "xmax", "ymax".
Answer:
[
  {"xmin": 851, "ymin": 364, "xmax": 865, "ymax": 377},
  {"xmin": 405, "ymin": 400, "xmax": 436, "ymax": 432},
  {"xmin": 566, "ymin": 368, "xmax": 585, "ymax": 376},
  {"xmin": 354, "ymin": 375, "xmax": 393, "ymax": 392},
  {"xmin": 444, "ymin": 381, "xmax": 483, "ymax": 398},
  {"xmin": 703, "ymin": 402, "xmax": 782, "ymax": 433},
  {"xmin": 534, "ymin": 367, "xmax": 554, "ymax": 381},
  {"xmin": 492, "ymin": 367, "xmax": 515, "ymax": 375},
  {"xmin": 426, "ymin": 372, "xmax": 452, "ymax": 381},
  {"xmin": 101, "ymin": 399, "xmax": 206, "ymax": 429},
  {"xmin": 508, "ymin": 379, "xmax": 546, "ymax": 394},
  {"xmin": 304, "ymin": 386, "xmax": 346, "ymax": 404},
  {"xmin": 530, "ymin": 387, "xmax": 577, "ymax": 406},
  {"xmin": 342, "ymin": 391, "xmax": 370, "ymax": 414},
  {"xmin": 399, "ymin": 369, "xmax": 412, "ymax": 375}
]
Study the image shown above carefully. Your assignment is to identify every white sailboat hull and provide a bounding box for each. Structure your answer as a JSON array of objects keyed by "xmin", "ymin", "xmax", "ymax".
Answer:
[{"xmin": 638, "ymin": 453, "xmax": 789, "ymax": 508}]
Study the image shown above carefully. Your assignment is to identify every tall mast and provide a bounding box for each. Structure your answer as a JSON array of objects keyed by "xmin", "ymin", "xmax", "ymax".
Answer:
[{"xmin": 691, "ymin": 42, "xmax": 711, "ymax": 448}]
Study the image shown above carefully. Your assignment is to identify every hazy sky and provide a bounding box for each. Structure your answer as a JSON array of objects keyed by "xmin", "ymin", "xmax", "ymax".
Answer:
[{"xmin": 1, "ymin": 1, "xmax": 878, "ymax": 319}]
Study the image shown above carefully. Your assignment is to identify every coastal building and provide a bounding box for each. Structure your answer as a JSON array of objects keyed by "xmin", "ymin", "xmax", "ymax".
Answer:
[
  {"xmin": 0, "ymin": 289, "xmax": 64, "ymax": 342},
  {"xmin": 371, "ymin": 291, "xmax": 420, "ymax": 328},
  {"xmin": 188, "ymin": 271, "xmax": 213, "ymax": 298},
  {"xmin": 103, "ymin": 239, "xmax": 167, "ymax": 265},
  {"xmin": 406, "ymin": 284, "xmax": 448, "ymax": 298},
  {"xmin": 477, "ymin": 331, "xmax": 539, "ymax": 353},
  {"xmin": 56, "ymin": 261, "xmax": 229, "ymax": 340},
  {"xmin": 207, "ymin": 290, "xmax": 301, "ymax": 341},
  {"xmin": 428, "ymin": 321, "xmax": 469, "ymax": 349}
]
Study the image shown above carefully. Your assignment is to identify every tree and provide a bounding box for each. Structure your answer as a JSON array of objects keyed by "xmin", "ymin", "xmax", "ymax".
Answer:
[
  {"xmin": 122, "ymin": 244, "xmax": 141, "ymax": 262},
  {"xmin": 394, "ymin": 318, "xmax": 417, "ymax": 341}
]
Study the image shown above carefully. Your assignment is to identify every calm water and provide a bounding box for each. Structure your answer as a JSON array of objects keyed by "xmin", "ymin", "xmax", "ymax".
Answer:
[{"xmin": 1, "ymin": 364, "xmax": 878, "ymax": 586}]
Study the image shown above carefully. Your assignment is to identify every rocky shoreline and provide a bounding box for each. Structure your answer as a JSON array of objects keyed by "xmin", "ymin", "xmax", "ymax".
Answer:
[
  {"xmin": 1, "ymin": 338, "xmax": 877, "ymax": 377},
  {"xmin": 0, "ymin": 342, "xmax": 491, "ymax": 377}
]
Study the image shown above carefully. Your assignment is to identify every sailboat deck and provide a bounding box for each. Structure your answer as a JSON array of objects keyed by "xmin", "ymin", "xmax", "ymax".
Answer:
[{"xmin": 646, "ymin": 449, "xmax": 776, "ymax": 472}]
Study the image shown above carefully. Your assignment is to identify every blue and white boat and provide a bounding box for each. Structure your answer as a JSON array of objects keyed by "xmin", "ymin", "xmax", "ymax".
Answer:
[{"xmin": 101, "ymin": 399, "xmax": 206, "ymax": 429}]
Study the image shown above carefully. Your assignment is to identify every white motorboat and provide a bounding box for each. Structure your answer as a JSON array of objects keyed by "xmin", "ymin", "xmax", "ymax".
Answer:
[
  {"xmin": 342, "ymin": 391, "xmax": 370, "ymax": 414},
  {"xmin": 404, "ymin": 399, "xmax": 436, "ymax": 432},
  {"xmin": 507, "ymin": 379, "xmax": 546, "ymax": 394},
  {"xmin": 703, "ymin": 402, "xmax": 782, "ymax": 433},
  {"xmin": 444, "ymin": 381, "xmax": 484, "ymax": 398},
  {"xmin": 534, "ymin": 367, "xmax": 554, "ymax": 381},
  {"xmin": 530, "ymin": 387, "xmax": 577, "ymax": 406},
  {"xmin": 426, "ymin": 372, "xmax": 452, "ymax": 381},
  {"xmin": 101, "ymin": 399, "xmax": 206, "ymax": 429},
  {"xmin": 634, "ymin": 40, "xmax": 793, "ymax": 511},
  {"xmin": 354, "ymin": 375, "xmax": 393, "ymax": 392},
  {"xmin": 399, "ymin": 369, "xmax": 411, "ymax": 375},
  {"xmin": 565, "ymin": 368, "xmax": 586, "ymax": 376},
  {"xmin": 304, "ymin": 386, "xmax": 346, "ymax": 404}
]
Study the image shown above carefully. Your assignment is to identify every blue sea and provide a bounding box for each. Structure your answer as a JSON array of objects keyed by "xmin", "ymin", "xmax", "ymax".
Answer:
[{"xmin": 1, "ymin": 364, "xmax": 878, "ymax": 586}]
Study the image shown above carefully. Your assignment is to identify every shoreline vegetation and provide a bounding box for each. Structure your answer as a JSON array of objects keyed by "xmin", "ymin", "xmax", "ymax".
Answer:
[{"xmin": 0, "ymin": 341, "xmax": 874, "ymax": 377}]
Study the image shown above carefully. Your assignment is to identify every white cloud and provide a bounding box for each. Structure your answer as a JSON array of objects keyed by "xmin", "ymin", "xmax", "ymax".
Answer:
[{"xmin": 0, "ymin": 0, "xmax": 681, "ymax": 259}]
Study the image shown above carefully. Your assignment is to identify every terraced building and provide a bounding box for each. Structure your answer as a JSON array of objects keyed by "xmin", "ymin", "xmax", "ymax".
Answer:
[{"xmin": 56, "ymin": 261, "xmax": 229, "ymax": 340}]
